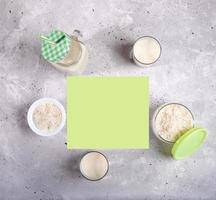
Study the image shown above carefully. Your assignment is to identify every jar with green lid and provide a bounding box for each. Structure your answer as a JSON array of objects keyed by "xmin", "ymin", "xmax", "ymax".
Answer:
[
  {"xmin": 152, "ymin": 103, "xmax": 207, "ymax": 160},
  {"xmin": 41, "ymin": 30, "xmax": 88, "ymax": 74}
]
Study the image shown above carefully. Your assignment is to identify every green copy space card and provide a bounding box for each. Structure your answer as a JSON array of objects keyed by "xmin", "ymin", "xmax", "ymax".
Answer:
[{"xmin": 67, "ymin": 76, "xmax": 149, "ymax": 149}]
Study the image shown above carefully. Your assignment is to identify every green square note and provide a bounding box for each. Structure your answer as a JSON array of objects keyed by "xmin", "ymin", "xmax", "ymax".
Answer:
[{"xmin": 67, "ymin": 76, "xmax": 149, "ymax": 149}]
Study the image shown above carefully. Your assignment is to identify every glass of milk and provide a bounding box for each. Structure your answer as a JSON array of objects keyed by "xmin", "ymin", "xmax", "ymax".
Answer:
[
  {"xmin": 131, "ymin": 36, "xmax": 161, "ymax": 67},
  {"xmin": 79, "ymin": 151, "xmax": 109, "ymax": 181}
]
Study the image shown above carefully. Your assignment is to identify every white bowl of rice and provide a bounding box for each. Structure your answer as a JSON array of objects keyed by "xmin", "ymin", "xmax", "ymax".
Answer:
[{"xmin": 27, "ymin": 98, "xmax": 66, "ymax": 136}]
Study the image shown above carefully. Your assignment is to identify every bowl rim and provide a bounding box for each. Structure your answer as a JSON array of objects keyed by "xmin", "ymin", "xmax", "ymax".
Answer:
[{"xmin": 27, "ymin": 98, "xmax": 66, "ymax": 136}]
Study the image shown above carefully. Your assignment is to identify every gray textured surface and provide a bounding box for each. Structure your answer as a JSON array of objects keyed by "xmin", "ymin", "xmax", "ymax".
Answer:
[{"xmin": 0, "ymin": 0, "xmax": 216, "ymax": 199}]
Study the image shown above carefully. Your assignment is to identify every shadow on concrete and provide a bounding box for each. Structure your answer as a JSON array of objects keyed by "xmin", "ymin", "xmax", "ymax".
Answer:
[
  {"xmin": 114, "ymin": 43, "xmax": 134, "ymax": 64},
  {"xmin": 62, "ymin": 151, "xmax": 85, "ymax": 180},
  {"xmin": 16, "ymin": 102, "xmax": 33, "ymax": 135}
]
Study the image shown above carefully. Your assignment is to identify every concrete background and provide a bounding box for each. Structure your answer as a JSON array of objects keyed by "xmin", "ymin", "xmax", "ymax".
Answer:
[{"xmin": 0, "ymin": 0, "xmax": 216, "ymax": 199}]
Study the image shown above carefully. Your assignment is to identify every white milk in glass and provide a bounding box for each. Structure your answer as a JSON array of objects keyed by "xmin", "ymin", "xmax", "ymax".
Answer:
[
  {"xmin": 80, "ymin": 152, "xmax": 108, "ymax": 181},
  {"xmin": 132, "ymin": 36, "xmax": 161, "ymax": 66}
]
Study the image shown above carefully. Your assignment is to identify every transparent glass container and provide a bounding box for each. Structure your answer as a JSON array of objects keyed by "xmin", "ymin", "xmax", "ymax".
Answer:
[
  {"xmin": 131, "ymin": 36, "xmax": 162, "ymax": 67},
  {"xmin": 151, "ymin": 103, "xmax": 194, "ymax": 144},
  {"xmin": 79, "ymin": 151, "xmax": 109, "ymax": 181},
  {"xmin": 57, "ymin": 35, "xmax": 82, "ymax": 66},
  {"xmin": 51, "ymin": 30, "xmax": 88, "ymax": 74}
]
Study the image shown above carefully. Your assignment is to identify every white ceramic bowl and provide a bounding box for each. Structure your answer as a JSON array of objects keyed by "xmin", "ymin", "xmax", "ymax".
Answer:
[{"xmin": 27, "ymin": 98, "xmax": 66, "ymax": 136}]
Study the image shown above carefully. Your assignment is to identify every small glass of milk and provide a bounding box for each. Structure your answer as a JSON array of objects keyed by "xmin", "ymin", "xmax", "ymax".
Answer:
[
  {"xmin": 79, "ymin": 151, "xmax": 109, "ymax": 181},
  {"xmin": 131, "ymin": 36, "xmax": 161, "ymax": 67}
]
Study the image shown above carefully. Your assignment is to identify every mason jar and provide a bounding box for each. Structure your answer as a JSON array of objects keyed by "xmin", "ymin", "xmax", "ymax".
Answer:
[{"xmin": 41, "ymin": 30, "xmax": 88, "ymax": 74}]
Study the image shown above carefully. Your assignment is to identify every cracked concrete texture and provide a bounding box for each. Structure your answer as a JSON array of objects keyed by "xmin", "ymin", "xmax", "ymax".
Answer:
[{"xmin": 0, "ymin": 0, "xmax": 216, "ymax": 199}]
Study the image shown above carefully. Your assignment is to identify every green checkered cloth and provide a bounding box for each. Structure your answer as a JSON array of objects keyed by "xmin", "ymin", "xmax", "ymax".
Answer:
[{"xmin": 41, "ymin": 30, "xmax": 71, "ymax": 63}]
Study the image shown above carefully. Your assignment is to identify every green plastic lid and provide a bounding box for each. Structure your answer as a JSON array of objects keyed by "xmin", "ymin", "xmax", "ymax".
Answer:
[
  {"xmin": 41, "ymin": 30, "xmax": 71, "ymax": 63},
  {"xmin": 171, "ymin": 128, "xmax": 207, "ymax": 160}
]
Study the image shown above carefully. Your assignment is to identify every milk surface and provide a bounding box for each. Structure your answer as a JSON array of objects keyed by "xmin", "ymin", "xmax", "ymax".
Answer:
[
  {"xmin": 133, "ymin": 37, "xmax": 161, "ymax": 64},
  {"xmin": 80, "ymin": 152, "xmax": 108, "ymax": 180}
]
